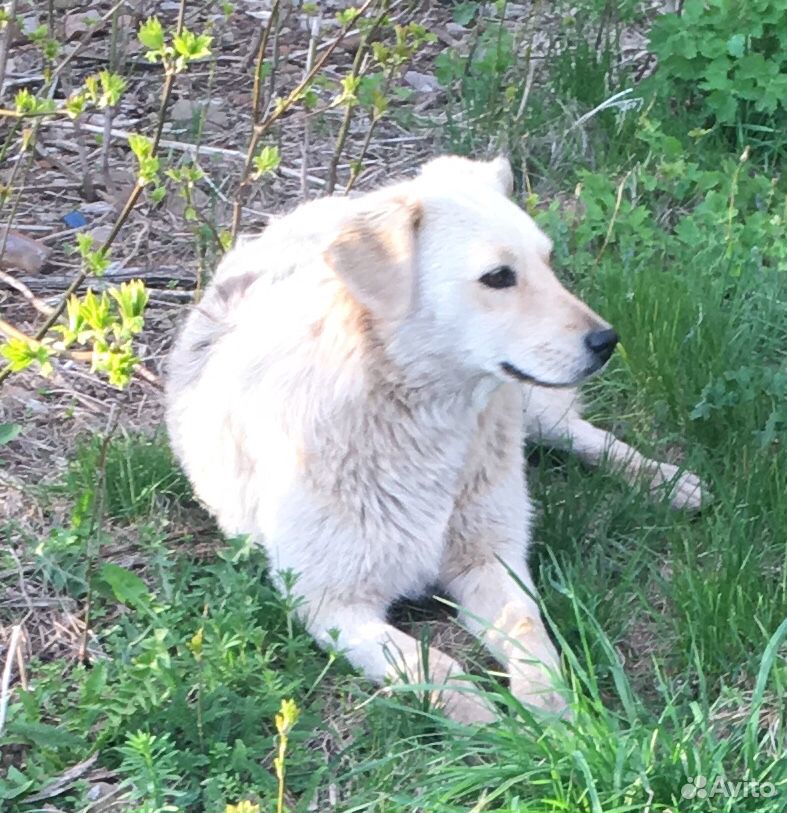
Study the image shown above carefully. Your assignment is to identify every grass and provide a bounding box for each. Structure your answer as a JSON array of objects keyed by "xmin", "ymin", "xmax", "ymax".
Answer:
[
  {"xmin": 2, "ymin": 4, "xmax": 786, "ymax": 812},
  {"xmin": 62, "ymin": 429, "xmax": 192, "ymax": 521}
]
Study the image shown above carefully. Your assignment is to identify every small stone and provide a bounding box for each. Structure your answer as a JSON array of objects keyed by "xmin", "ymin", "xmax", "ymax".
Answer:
[
  {"xmin": 87, "ymin": 224, "xmax": 113, "ymax": 245},
  {"xmin": 170, "ymin": 98, "xmax": 196, "ymax": 121},
  {"xmin": 404, "ymin": 71, "xmax": 441, "ymax": 94}
]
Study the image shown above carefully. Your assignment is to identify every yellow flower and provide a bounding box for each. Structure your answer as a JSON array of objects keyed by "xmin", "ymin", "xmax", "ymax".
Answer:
[
  {"xmin": 275, "ymin": 698, "xmax": 299, "ymax": 737},
  {"xmin": 225, "ymin": 801, "xmax": 260, "ymax": 813}
]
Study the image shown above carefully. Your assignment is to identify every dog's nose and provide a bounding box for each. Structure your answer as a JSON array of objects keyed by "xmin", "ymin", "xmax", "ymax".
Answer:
[{"xmin": 584, "ymin": 328, "xmax": 618, "ymax": 363}]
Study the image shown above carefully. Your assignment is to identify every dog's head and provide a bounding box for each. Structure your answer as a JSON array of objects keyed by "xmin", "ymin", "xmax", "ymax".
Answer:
[{"xmin": 324, "ymin": 155, "xmax": 616, "ymax": 388}]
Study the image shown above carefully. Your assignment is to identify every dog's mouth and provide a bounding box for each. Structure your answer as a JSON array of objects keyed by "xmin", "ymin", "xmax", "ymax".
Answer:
[{"xmin": 500, "ymin": 361, "xmax": 598, "ymax": 389}]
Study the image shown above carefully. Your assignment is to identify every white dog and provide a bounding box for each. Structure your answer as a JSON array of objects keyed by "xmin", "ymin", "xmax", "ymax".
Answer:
[{"xmin": 166, "ymin": 156, "xmax": 703, "ymax": 722}]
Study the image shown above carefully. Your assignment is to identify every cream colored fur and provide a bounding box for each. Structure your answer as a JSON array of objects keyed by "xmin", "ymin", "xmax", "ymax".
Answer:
[{"xmin": 166, "ymin": 155, "xmax": 703, "ymax": 723}]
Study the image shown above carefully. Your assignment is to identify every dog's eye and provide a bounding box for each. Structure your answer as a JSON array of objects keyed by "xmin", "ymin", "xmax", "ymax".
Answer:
[{"xmin": 478, "ymin": 266, "xmax": 517, "ymax": 289}]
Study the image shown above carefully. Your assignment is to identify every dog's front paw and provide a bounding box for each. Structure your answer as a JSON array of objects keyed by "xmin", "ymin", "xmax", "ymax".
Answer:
[
  {"xmin": 510, "ymin": 667, "xmax": 572, "ymax": 719},
  {"xmin": 439, "ymin": 685, "xmax": 497, "ymax": 725},
  {"xmin": 648, "ymin": 462, "xmax": 707, "ymax": 511}
]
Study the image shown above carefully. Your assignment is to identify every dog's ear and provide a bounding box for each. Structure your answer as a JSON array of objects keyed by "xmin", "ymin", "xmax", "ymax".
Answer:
[
  {"xmin": 487, "ymin": 155, "xmax": 514, "ymax": 197},
  {"xmin": 324, "ymin": 194, "xmax": 421, "ymax": 321}
]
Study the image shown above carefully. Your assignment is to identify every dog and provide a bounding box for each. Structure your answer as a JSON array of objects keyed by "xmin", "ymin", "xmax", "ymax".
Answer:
[{"xmin": 166, "ymin": 155, "xmax": 703, "ymax": 722}]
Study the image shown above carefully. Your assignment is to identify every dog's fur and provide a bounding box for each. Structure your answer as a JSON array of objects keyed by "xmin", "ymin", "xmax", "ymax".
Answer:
[{"xmin": 166, "ymin": 156, "xmax": 703, "ymax": 721}]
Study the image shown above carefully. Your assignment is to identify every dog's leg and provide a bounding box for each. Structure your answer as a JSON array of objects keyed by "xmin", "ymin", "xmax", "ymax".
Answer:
[
  {"xmin": 443, "ymin": 558, "xmax": 569, "ymax": 716},
  {"xmin": 304, "ymin": 599, "xmax": 495, "ymax": 724},
  {"xmin": 441, "ymin": 384, "xmax": 569, "ymax": 715},
  {"xmin": 522, "ymin": 386, "xmax": 705, "ymax": 511},
  {"xmin": 534, "ymin": 411, "xmax": 705, "ymax": 511}
]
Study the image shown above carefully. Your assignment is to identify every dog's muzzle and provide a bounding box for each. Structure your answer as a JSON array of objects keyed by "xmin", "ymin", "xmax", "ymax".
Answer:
[
  {"xmin": 500, "ymin": 327, "xmax": 619, "ymax": 388},
  {"xmin": 584, "ymin": 327, "xmax": 618, "ymax": 367}
]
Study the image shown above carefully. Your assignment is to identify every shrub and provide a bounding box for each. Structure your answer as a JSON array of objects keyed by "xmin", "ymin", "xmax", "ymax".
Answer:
[{"xmin": 649, "ymin": 0, "xmax": 787, "ymax": 150}]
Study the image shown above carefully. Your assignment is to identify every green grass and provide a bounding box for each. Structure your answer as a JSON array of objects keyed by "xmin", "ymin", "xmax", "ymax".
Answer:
[
  {"xmin": 62, "ymin": 429, "xmax": 192, "ymax": 521},
  {"xmin": 3, "ymin": 5, "xmax": 787, "ymax": 811}
]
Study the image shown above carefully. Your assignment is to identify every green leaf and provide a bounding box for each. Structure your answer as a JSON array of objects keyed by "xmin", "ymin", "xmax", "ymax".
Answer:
[
  {"xmin": 0, "ymin": 338, "xmax": 51, "ymax": 375},
  {"xmin": 97, "ymin": 70, "xmax": 127, "ymax": 108},
  {"xmin": 336, "ymin": 7, "xmax": 361, "ymax": 26},
  {"xmin": 726, "ymin": 33, "xmax": 746, "ymax": 58},
  {"xmin": 127, "ymin": 133, "xmax": 159, "ymax": 184},
  {"xmin": 82, "ymin": 659, "xmax": 108, "ymax": 701},
  {"xmin": 95, "ymin": 346, "xmax": 139, "ymax": 388},
  {"xmin": 4, "ymin": 720, "xmax": 84, "ymax": 749},
  {"xmin": 138, "ymin": 17, "xmax": 165, "ymax": 51},
  {"xmin": 76, "ymin": 232, "xmax": 95, "ymax": 257},
  {"xmin": 110, "ymin": 280, "xmax": 149, "ymax": 327},
  {"xmin": 0, "ymin": 765, "xmax": 35, "ymax": 800},
  {"xmin": 172, "ymin": 29, "xmax": 213, "ymax": 62},
  {"xmin": 98, "ymin": 563, "xmax": 152, "ymax": 610},
  {"xmin": 57, "ymin": 294, "xmax": 89, "ymax": 345},
  {"xmin": 252, "ymin": 145, "xmax": 280, "ymax": 179},
  {"xmin": 702, "ymin": 56, "xmax": 732, "ymax": 91},
  {"xmin": 127, "ymin": 132, "xmax": 153, "ymax": 161},
  {"xmin": 65, "ymin": 92, "xmax": 87, "ymax": 119},
  {"xmin": 79, "ymin": 289, "xmax": 111, "ymax": 332},
  {"xmin": 0, "ymin": 423, "xmax": 22, "ymax": 445},
  {"xmin": 13, "ymin": 88, "xmax": 55, "ymax": 115},
  {"xmin": 75, "ymin": 234, "xmax": 110, "ymax": 276},
  {"xmin": 452, "ymin": 2, "xmax": 479, "ymax": 26},
  {"xmin": 150, "ymin": 185, "xmax": 167, "ymax": 203},
  {"xmin": 736, "ymin": 52, "xmax": 768, "ymax": 81},
  {"xmin": 335, "ymin": 74, "xmax": 361, "ymax": 106}
]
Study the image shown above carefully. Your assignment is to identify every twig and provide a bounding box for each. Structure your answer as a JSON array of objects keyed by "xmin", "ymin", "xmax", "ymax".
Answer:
[
  {"xmin": 265, "ymin": 2, "xmax": 283, "ymax": 120},
  {"xmin": 14, "ymin": 635, "xmax": 27, "ymax": 691},
  {"xmin": 301, "ymin": 14, "xmax": 320, "ymax": 199},
  {"xmin": 1, "ymin": 118, "xmax": 44, "ymax": 259},
  {"xmin": 0, "ymin": 0, "xmax": 18, "ymax": 102},
  {"xmin": 0, "ymin": 316, "xmax": 92, "ymax": 362},
  {"xmin": 47, "ymin": 0, "xmax": 129, "ymax": 94},
  {"xmin": 129, "ymin": 362, "xmax": 160, "ymax": 387},
  {"xmin": 71, "ymin": 117, "xmax": 96, "ymax": 202},
  {"xmin": 344, "ymin": 112, "xmax": 380, "ymax": 194},
  {"xmin": 33, "ymin": 138, "xmax": 111, "ymax": 202},
  {"xmin": 230, "ymin": 0, "xmax": 376, "ymax": 239},
  {"xmin": 0, "ymin": 625, "xmax": 23, "ymax": 737},
  {"xmin": 513, "ymin": 46, "xmax": 537, "ymax": 123},
  {"xmin": 77, "ymin": 405, "xmax": 118, "ymax": 666},
  {"xmin": 51, "ymin": 121, "xmax": 328, "ymax": 187},
  {"xmin": 0, "ymin": 268, "xmax": 54, "ymax": 316},
  {"xmin": 23, "ymin": 754, "xmax": 98, "ymax": 804},
  {"xmin": 152, "ymin": 0, "xmax": 187, "ymax": 153},
  {"xmin": 344, "ymin": 57, "xmax": 400, "ymax": 194},
  {"xmin": 595, "ymin": 170, "xmax": 632, "ymax": 264},
  {"xmin": 249, "ymin": 1, "xmax": 280, "ymax": 124},
  {"xmin": 101, "ymin": 105, "xmax": 114, "ymax": 193},
  {"xmin": 326, "ymin": 5, "xmax": 390, "ymax": 194},
  {"xmin": 6, "ymin": 547, "xmax": 33, "ymax": 619},
  {"xmin": 0, "ymin": 0, "xmax": 188, "ymax": 387}
]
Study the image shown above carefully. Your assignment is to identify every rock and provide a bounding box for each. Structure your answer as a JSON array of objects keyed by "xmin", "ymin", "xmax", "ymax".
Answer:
[
  {"xmin": 87, "ymin": 224, "xmax": 113, "ymax": 245},
  {"xmin": 170, "ymin": 98, "xmax": 196, "ymax": 121},
  {"xmin": 0, "ymin": 231, "xmax": 51, "ymax": 273},
  {"xmin": 404, "ymin": 71, "xmax": 441, "ymax": 94}
]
